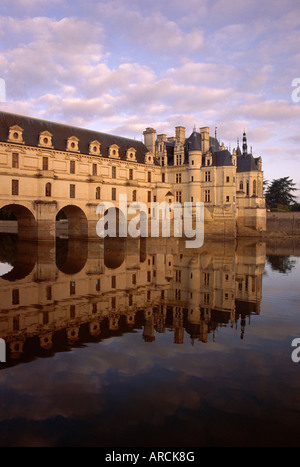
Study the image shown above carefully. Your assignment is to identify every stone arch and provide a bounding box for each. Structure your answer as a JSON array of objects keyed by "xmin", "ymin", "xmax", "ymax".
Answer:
[
  {"xmin": 56, "ymin": 204, "xmax": 88, "ymax": 239},
  {"xmin": 0, "ymin": 203, "xmax": 37, "ymax": 241}
]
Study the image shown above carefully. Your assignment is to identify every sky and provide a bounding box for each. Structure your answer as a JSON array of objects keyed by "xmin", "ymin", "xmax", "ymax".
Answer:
[{"xmin": 0, "ymin": 0, "xmax": 300, "ymax": 194}]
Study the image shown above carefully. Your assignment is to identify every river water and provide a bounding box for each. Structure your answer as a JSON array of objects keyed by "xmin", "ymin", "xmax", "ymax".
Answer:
[{"xmin": 0, "ymin": 234, "xmax": 299, "ymax": 447}]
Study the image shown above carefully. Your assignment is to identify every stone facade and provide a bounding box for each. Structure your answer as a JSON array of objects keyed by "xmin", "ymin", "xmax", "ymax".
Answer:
[{"xmin": 0, "ymin": 111, "xmax": 266, "ymax": 242}]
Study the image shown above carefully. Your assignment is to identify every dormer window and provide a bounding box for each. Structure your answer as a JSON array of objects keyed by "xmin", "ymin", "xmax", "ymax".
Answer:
[
  {"xmin": 145, "ymin": 152, "xmax": 154, "ymax": 164},
  {"xmin": 67, "ymin": 136, "xmax": 79, "ymax": 152},
  {"xmin": 8, "ymin": 125, "xmax": 24, "ymax": 144},
  {"xmin": 39, "ymin": 131, "xmax": 53, "ymax": 148},
  {"xmin": 205, "ymin": 156, "xmax": 212, "ymax": 166},
  {"xmin": 89, "ymin": 140, "xmax": 101, "ymax": 156},
  {"xmin": 126, "ymin": 147, "xmax": 137, "ymax": 161},
  {"xmin": 109, "ymin": 144, "xmax": 120, "ymax": 158}
]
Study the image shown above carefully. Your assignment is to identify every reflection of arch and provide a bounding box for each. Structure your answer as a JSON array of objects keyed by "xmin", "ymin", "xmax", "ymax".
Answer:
[
  {"xmin": 56, "ymin": 238, "xmax": 88, "ymax": 274},
  {"xmin": 104, "ymin": 237, "xmax": 125, "ymax": 269},
  {"xmin": 56, "ymin": 205, "xmax": 88, "ymax": 239},
  {"xmin": 0, "ymin": 204, "xmax": 37, "ymax": 241},
  {"xmin": 0, "ymin": 234, "xmax": 37, "ymax": 281}
]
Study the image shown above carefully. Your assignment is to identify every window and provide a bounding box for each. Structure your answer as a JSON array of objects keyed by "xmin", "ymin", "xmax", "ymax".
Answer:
[
  {"xmin": 246, "ymin": 180, "xmax": 249, "ymax": 196},
  {"xmin": 96, "ymin": 186, "xmax": 101, "ymax": 200},
  {"xmin": 13, "ymin": 316, "xmax": 19, "ymax": 331},
  {"xmin": 12, "ymin": 153, "xmax": 19, "ymax": 168},
  {"xmin": 226, "ymin": 195, "xmax": 230, "ymax": 202},
  {"xmin": 132, "ymin": 190, "xmax": 137, "ymax": 202},
  {"xmin": 162, "ymin": 173, "xmax": 165, "ymax": 183},
  {"xmin": 45, "ymin": 182, "xmax": 51, "ymax": 197},
  {"xmin": 70, "ymin": 305, "xmax": 76, "ymax": 318},
  {"xmin": 111, "ymin": 276, "xmax": 116, "ymax": 288},
  {"xmin": 147, "ymin": 271, "xmax": 151, "ymax": 282},
  {"xmin": 70, "ymin": 281, "xmax": 76, "ymax": 295},
  {"xmin": 176, "ymin": 154, "xmax": 182, "ymax": 165},
  {"xmin": 96, "ymin": 278, "xmax": 100, "ymax": 291},
  {"xmin": 226, "ymin": 176, "xmax": 230, "ymax": 183},
  {"xmin": 12, "ymin": 289, "xmax": 19, "ymax": 305},
  {"xmin": 129, "ymin": 294, "xmax": 133, "ymax": 306},
  {"xmin": 129, "ymin": 168, "xmax": 133, "ymax": 180},
  {"xmin": 92, "ymin": 163, "xmax": 97, "ymax": 176},
  {"xmin": 204, "ymin": 273, "xmax": 210, "ymax": 286},
  {"xmin": 147, "ymin": 191, "xmax": 151, "ymax": 202},
  {"xmin": 176, "ymin": 173, "xmax": 181, "ymax": 183},
  {"xmin": 112, "ymin": 187, "xmax": 116, "ymax": 201},
  {"xmin": 46, "ymin": 286, "xmax": 52, "ymax": 300},
  {"xmin": 43, "ymin": 156, "xmax": 48, "ymax": 171},
  {"xmin": 191, "ymin": 176, "xmax": 194, "ymax": 182},
  {"xmin": 204, "ymin": 190, "xmax": 210, "ymax": 203},
  {"xmin": 70, "ymin": 184, "xmax": 75, "ymax": 198},
  {"xmin": 132, "ymin": 274, "xmax": 136, "ymax": 285},
  {"xmin": 112, "ymin": 166, "xmax": 116, "ymax": 178},
  {"xmin": 70, "ymin": 160, "xmax": 75, "ymax": 174},
  {"xmin": 43, "ymin": 311, "xmax": 49, "ymax": 325},
  {"xmin": 176, "ymin": 191, "xmax": 182, "ymax": 203},
  {"xmin": 205, "ymin": 171, "xmax": 211, "ymax": 182},
  {"xmin": 240, "ymin": 181, "xmax": 244, "ymax": 191},
  {"xmin": 12, "ymin": 179, "xmax": 19, "ymax": 195},
  {"xmin": 148, "ymin": 171, "xmax": 152, "ymax": 183}
]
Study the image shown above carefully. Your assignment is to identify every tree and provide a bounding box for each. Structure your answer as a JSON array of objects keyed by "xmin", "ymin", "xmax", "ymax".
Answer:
[{"xmin": 265, "ymin": 177, "xmax": 298, "ymax": 210}]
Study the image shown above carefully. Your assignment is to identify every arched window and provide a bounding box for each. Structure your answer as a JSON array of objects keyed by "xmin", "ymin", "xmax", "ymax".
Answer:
[
  {"xmin": 45, "ymin": 182, "xmax": 51, "ymax": 197},
  {"xmin": 253, "ymin": 180, "xmax": 257, "ymax": 196},
  {"xmin": 96, "ymin": 186, "xmax": 101, "ymax": 200},
  {"xmin": 132, "ymin": 190, "xmax": 137, "ymax": 202},
  {"xmin": 246, "ymin": 180, "xmax": 249, "ymax": 196},
  {"xmin": 239, "ymin": 181, "xmax": 243, "ymax": 191}
]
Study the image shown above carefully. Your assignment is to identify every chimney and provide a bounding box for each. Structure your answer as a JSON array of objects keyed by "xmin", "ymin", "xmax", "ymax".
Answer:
[
  {"xmin": 200, "ymin": 127, "xmax": 209, "ymax": 153},
  {"xmin": 175, "ymin": 126, "xmax": 185, "ymax": 145},
  {"xmin": 143, "ymin": 127, "xmax": 156, "ymax": 155}
]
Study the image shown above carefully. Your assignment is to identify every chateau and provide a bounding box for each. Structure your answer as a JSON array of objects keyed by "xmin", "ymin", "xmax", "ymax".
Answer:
[{"xmin": 0, "ymin": 111, "xmax": 266, "ymax": 242}]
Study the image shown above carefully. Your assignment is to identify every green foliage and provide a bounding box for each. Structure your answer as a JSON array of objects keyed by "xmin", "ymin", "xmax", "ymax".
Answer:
[
  {"xmin": 265, "ymin": 176, "xmax": 298, "ymax": 210},
  {"xmin": 291, "ymin": 202, "xmax": 300, "ymax": 212}
]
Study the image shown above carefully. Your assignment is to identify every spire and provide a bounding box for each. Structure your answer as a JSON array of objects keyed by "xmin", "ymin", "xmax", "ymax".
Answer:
[{"xmin": 242, "ymin": 131, "xmax": 248, "ymax": 156}]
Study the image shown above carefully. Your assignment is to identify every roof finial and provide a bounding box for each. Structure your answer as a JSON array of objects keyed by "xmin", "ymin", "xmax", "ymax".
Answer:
[{"xmin": 242, "ymin": 131, "xmax": 248, "ymax": 156}]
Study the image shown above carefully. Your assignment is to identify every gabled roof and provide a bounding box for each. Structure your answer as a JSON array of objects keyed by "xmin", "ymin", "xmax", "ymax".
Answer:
[{"xmin": 0, "ymin": 111, "xmax": 156, "ymax": 165}]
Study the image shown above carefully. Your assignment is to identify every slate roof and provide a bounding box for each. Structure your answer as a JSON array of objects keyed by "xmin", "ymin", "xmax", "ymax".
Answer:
[
  {"xmin": 0, "ymin": 111, "xmax": 155, "ymax": 165},
  {"xmin": 236, "ymin": 153, "xmax": 259, "ymax": 172},
  {"xmin": 166, "ymin": 130, "xmax": 230, "ymax": 167}
]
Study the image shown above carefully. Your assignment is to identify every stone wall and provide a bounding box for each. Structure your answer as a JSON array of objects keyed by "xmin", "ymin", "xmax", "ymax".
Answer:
[{"xmin": 265, "ymin": 212, "xmax": 300, "ymax": 237}]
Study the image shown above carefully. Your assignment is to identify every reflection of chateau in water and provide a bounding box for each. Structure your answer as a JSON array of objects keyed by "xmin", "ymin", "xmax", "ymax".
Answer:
[{"xmin": 0, "ymin": 236, "xmax": 265, "ymax": 364}]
